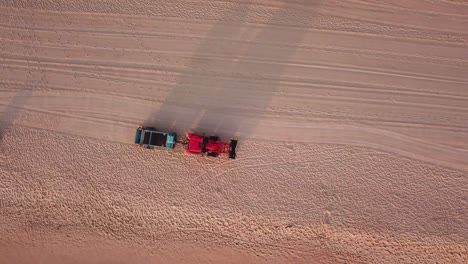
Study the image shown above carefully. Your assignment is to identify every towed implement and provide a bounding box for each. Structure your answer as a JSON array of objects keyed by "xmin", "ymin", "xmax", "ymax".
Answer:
[{"xmin": 134, "ymin": 126, "xmax": 176, "ymax": 149}]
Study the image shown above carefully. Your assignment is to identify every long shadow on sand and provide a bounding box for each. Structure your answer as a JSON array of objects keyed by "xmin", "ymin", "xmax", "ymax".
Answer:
[
  {"xmin": 145, "ymin": 1, "xmax": 316, "ymax": 140},
  {"xmin": 0, "ymin": 89, "xmax": 31, "ymax": 141}
]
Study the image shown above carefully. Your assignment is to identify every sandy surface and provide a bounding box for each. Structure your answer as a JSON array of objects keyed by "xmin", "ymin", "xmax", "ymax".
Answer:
[{"xmin": 1, "ymin": 0, "xmax": 468, "ymax": 263}]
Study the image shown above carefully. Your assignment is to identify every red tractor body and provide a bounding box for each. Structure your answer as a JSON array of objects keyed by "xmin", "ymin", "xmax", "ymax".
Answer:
[{"xmin": 185, "ymin": 133, "xmax": 237, "ymax": 159}]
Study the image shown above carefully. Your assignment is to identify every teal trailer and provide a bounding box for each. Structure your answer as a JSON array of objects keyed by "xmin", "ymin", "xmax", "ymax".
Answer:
[{"xmin": 135, "ymin": 126, "xmax": 176, "ymax": 149}]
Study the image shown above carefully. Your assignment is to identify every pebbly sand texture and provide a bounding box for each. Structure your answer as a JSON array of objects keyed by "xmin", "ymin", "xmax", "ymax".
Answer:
[{"xmin": 1, "ymin": 0, "xmax": 468, "ymax": 263}]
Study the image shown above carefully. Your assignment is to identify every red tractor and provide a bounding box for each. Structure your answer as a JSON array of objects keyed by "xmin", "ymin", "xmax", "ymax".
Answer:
[{"xmin": 184, "ymin": 133, "xmax": 237, "ymax": 159}]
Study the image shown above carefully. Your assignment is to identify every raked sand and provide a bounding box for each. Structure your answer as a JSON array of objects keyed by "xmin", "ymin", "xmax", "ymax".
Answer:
[{"xmin": 1, "ymin": 1, "xmax": 467, "ymax": 263}]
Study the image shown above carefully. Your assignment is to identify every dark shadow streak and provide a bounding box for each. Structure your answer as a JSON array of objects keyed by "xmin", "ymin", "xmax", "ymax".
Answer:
[
  {"xmin": 146, "ymin": 1, "xmax": 316, "ymax": 140},
  {"xmin": 0, "ymin": 88, "xmax": 31, "ymax": 142}
]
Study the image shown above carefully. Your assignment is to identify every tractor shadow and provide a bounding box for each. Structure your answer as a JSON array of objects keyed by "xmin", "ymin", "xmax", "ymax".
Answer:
[
  {"xmin": 0, "ymin": 89, "xmax": 31, "ymax": 142},
  {"xmin": 0, "ymin": 12, "xmax": 41, "ymax": 142},
  {"xmin": 145, "ymin": 1, "xmax": 316, "ymax": 140}
]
